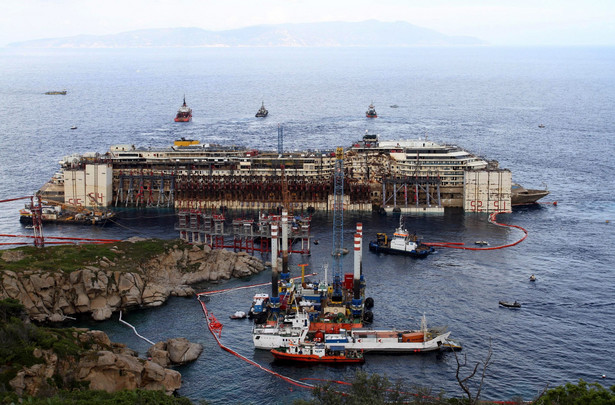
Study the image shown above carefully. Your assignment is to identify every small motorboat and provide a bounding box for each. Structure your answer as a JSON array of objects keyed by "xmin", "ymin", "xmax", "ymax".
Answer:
[
  {"xmin": 441, "ymin": 339, "xmax": 463, "ymax": 351},
  {"xmin": 475, "ymin": 240, "xmax": 488, "ymax": 246},
  {"xmin": 538, "ymin": 124, "xmax": 545, "ymax": 128},
  {"xmin": 230, "ymin": 311, "xmax": 247, "ymax": 320},
  {"xmin": 499, "ymin": 301, "xmax": 521, "ymax": 309},
  {"xmin": 70, "ymin": 126, "xmax": 77, "ymax": 130}
]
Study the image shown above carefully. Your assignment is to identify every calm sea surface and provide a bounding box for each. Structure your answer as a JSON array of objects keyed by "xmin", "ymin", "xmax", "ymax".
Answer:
[{"xmin": 1, "ymin": 46, "xmax": 614, "ymax": 404}]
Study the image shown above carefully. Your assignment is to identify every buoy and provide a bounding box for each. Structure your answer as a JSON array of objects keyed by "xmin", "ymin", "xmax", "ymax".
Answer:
[
  {"xmin": 602, "ymin": 374, "xmax": 606, "ymax": 378},
  {"xmin": 553, "ymin": 201, "xmax": 558, "ymax": 206}
]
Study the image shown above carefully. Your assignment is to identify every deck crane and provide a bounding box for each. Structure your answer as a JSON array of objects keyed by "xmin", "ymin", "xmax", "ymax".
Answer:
[{"xmin": 331, "ymin": 147, "xmax": 345, "ymax": 303}]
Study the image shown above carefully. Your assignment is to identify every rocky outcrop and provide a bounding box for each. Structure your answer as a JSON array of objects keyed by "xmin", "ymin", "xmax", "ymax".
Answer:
[
  {"xmin": 147, "ymin": 338, "xmax": 203, "ymax": 368},
  {"xmin": 0, "ymin": 240, "xmax": 266, "ymax": 322},
  {"xmin": 9, "ymin": 329, "xmax": 181, "ymax": 396}
]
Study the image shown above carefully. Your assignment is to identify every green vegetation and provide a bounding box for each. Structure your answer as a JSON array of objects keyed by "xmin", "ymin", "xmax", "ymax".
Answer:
[
  {"xmin": 0, "ymin": 299, "xmax": 87, "ymax": 392},
  {"xmin": 0, "ymin": 299, "xmax": 195, "ymax": 404},
  {"xmin": 535, "ymin": 379, "xmax": 615, "ymax": 405},
  {"xmin": 294, "ymin": 370, "xmax": 450, "ymax": 405},
  {"xmin": 0, "ymin": 239, "xmax": 191, "ymax": 273},
  {"xmin": 0, "ymin": 389, "xmax": 193, "ymax": 405},
  {"xmin": 295, "ymin": 371, "xmax": 615, "ymax": 405}
]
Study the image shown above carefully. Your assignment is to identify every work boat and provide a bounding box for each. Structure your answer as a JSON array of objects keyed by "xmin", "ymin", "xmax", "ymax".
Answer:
[
  {"xmin": 174, "ymin": 96, "xmax": 192, "ymax": 122},
  {"xmin": 368, "ymin": 217, "xmax": 434, "ymax": 258},
  {"xmin": 325, "ymin": 314, "xmax": 451, "ymax": 353},
  {"xmin": 366, "ymin": 102, "xmax": 377, "ymax": 118},
  {"xmin": 255, "ymin": 101, "xmax": 268, "ymax": 117},
  {"xmin": 271, "ymin": 342, "xmax": 364, "ymax": 364},
  {"xmin": 252, "ymin": 311, "xmax": 310, "ymax": 350}
]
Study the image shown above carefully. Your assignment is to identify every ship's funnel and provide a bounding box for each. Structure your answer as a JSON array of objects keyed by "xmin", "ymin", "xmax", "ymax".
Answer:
[
  {"xmin": 271, "ymin": 223, "xmax": 279, "ymax": 298},
  {"xmin": 356, "ymin": 222, "xmax": 363, "ymax": 275},
  {"xmin": 353, "ymin": 232, "xmax": 361, "ymax": 299},
  {"xmin": 281, "ymin": 210, "xmax": 289, "ymax": 275}
]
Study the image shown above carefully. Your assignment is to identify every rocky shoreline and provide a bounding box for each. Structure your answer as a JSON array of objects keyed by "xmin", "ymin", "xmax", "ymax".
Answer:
[
  {"xmin": 10, "ymin": 329, "xmax": 185, "ymax": 397},
  {"xmin": 0, "ymin": 238, "xmax": 267, "ymax": 322},
  {"xmin": 0, "ymin": 239, "xmax": 268, "ymax": 400}
]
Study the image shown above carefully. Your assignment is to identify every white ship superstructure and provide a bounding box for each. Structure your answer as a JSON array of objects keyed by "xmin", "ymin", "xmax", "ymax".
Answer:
[{"xmin": 252, "ymin": 312, "xmax": 310, "ymax": 350}]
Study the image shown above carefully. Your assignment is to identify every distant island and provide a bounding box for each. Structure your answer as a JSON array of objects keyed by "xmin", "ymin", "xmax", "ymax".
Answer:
[{"xmin": 6, "ymin": 20, "xmax": 485, "ymax": 48}]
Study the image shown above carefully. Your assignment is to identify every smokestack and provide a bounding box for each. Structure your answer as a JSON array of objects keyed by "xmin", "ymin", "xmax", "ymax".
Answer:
[
  {"xmin": 271, "ymin": 223, "xmax": 279, "ymax": 298},
  {"xmin": 356, "ymin": 223, "xmax": 363, "ymax": 275},
  {"xmin": 353, "ymin": 232, "xmax": 361, "ymax": 299},
  {"xmin": 281, "ymin": 210, "xmax": 289, "ymax": 274}
]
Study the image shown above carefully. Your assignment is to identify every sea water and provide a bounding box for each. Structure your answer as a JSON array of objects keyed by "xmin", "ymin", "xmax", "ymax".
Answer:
[{"xmin": 0, "ymin": 46, "xmax": 614, "ymax": 404}]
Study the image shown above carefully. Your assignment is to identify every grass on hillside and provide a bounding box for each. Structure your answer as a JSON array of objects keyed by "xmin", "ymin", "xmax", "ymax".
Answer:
[{"xmin": 0, "ymin": 239, "xmax": 191, "ymax": 274}]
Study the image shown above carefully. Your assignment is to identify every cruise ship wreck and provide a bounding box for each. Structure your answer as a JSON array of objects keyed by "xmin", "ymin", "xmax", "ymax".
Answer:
[{"xmin": 35, "ymin": 132, "xmax": 528, "ymax": 214}]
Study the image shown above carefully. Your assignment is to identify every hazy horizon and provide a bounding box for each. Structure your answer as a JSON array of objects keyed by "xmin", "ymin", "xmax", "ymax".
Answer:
[{"xmin": 1, "ymin": 0, "xmax": 614, "ymax": 48}]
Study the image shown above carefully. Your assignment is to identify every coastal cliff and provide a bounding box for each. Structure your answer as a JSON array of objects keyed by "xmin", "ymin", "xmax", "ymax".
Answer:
[
  {"xmin": 0, "ymin": 238, "xmax": 266, "ymax": 322},
  {"xmin": 0, "ymin": 298, "xmax": 196, "ymax": 400}
]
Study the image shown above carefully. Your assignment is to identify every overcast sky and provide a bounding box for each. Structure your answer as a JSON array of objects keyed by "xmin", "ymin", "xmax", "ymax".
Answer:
[{"xmin": 1, "ymin": 0, "xmax": 614, "ymax": 47}]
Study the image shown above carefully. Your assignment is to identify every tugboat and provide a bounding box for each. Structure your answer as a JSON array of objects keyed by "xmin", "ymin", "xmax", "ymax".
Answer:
[
  {"xmin": 368, "ymin": 217, "xmax": 434, "ymax": 258},
  {"xmin": 271, "ymin": 342, "xmax": 364, "ymax": 364},
  {"xmin": 174, "ymin": 96, "xmax": 192, "ymax": 122},
  {"xmin": 366, "ymin": 102, "xmax": 377, "ymax": 118},
  {"xmin": 255, "ymin": 101, "xmax": 268, "ymax": 117}
]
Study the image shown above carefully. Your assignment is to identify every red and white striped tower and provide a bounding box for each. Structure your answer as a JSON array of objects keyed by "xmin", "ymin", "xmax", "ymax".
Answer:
[
  {"xmin": 353, "ymin": 232, "xmax": 361, "ymax": 299},
  {"xmin": 356, "ymin": 222, "xmax": 363, "ymax": 275},
  {"xmin": 281, "ymin": 210, "xmax": 289, "ymax": 275}
]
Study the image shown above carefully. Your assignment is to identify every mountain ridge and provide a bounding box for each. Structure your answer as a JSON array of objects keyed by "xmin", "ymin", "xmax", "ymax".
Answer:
[{"xmin": 7, "ymin": 20, "xmax": 485, "ymax": 48}]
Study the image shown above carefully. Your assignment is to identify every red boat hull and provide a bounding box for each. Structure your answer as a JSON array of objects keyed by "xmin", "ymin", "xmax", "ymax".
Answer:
[
  {"xmin": 270, "ymin": 349, "xmax": 364, "ymax": 364},
  {"xmin": 366, "ymin": 114, "xmax": 377, "ymax": 118},
  {"xmin": 174, "ymin": 116, "xmax": 192, "ymax": 122}
]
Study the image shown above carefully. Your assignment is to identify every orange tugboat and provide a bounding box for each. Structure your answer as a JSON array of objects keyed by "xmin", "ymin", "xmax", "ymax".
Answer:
[
  {"xmin": 366, "ymin": 102, "xmax": 377, "ymax": 118},
  {"xmin": 174, "ymin": 96, "xmax": 192, "ymax": 122},
  {"xmin": 271, "ymin": 342, "xmax": 364, "ymax": 364}
]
